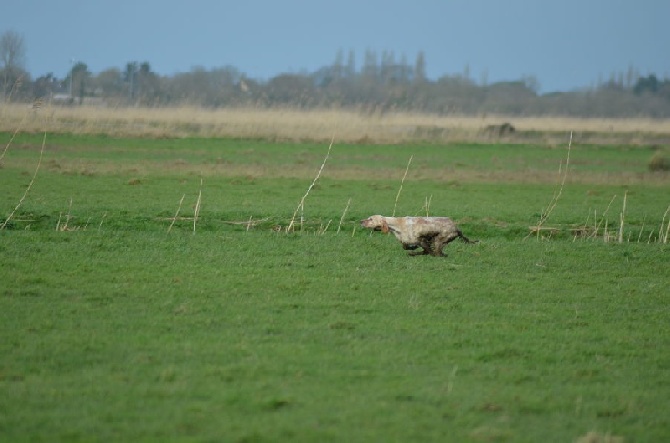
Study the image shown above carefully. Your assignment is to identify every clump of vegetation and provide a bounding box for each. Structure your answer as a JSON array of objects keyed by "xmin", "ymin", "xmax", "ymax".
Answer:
[{"xmin": 649, "ymin": 150, "xmax": 670, "ymax": 171}]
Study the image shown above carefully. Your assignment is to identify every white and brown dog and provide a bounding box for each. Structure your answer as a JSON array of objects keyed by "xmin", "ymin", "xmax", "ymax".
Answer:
[{"xmin": 361, "ymin": 215, "xmax": 475, "ymax": 257}]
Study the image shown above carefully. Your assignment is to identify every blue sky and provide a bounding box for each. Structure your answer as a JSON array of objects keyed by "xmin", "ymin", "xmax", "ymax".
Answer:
[{"xmin": 2, "ymin": 0, "xmax": 668, "ymax": 92}]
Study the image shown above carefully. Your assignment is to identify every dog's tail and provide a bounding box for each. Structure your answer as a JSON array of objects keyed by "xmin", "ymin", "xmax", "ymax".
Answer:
[{"xmin": 458, "ymin": 230, "xmax": 479, "ymax": 244}]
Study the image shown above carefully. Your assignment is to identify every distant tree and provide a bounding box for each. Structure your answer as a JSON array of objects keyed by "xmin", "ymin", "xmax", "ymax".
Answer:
[
  {"xmin": 362, "ymin": 49, "xmax": 378, "ymax": 79},
  {"xmin": 94, "ymin": 68, "xmax": 123, "ymax": 97},
  {"xmin": 658, "ymin": 78, "xmax": 670, "ymax": 101},
  {"xmin": 625, "ymin": 64, "xmax": 639, "ymax": 89},
  {"xmin": 266, "ymin": 73, "xmax": 314, "ymax": 106},
  {"xmin": 346, "ymin": 49, "xmax": 356, "ymax": 78},
  {"xmin": 332, "ymin": 49, "xmax": 344, "ymax": 80},
  {"xmin": 462, "ymin": 63, "xmax": 471, "ymax": 81},
  {"xmin": 312, "ymin": 65, "xmax": 338, "ymax": 88},
  {"xmin": 399, "ymin": 53, "xmax": 410, "ymax": 83},
  {"xmin": 32, "ymin": 72, "xmax": 56, "ymax": 98},
  {"xmin": 479, "ymin": 68, "xmax": 489, "ymax": 87},
  {"xmin": 521, "ymin": 75, "xmax": 540, "ymax": 94},
  {"xmin": 414, "ymin": 51, "xmax": 426, "ymax": 83},
  {"xmin": 124, "ymin": 61, "xmax": 139, "ymax": 99},
  {"xmin": 380, "ymin": 50, "xmax": 394, "ymax": 83},
  {"xmin": 0, "ymin": 30, "xmax": 27, "ymax": 101},
  {"xmin": 21, "ymin": 44, "xmax": 670, "ymax": 116},
  {"xmin": 137, "ymin": 62, "xmax": 160, "ymax": 104},
  {"xmin": 68, "ymin": 62, "xmax": 89, "ymax": 104},
  {"xmin": 634, "ymin": 74, "xmax": 659, "ymax": 95}
]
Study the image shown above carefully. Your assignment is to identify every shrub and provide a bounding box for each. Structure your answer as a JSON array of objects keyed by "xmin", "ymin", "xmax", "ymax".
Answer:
[{"xmin": 649, "ymin": 150, "xmax": 670, "ymax": 172}]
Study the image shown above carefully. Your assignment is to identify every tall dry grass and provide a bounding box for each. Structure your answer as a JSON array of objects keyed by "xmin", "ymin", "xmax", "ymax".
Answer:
[{"xmin": 2, "ymin": 103, "xmax": 670, "ymax": 143}]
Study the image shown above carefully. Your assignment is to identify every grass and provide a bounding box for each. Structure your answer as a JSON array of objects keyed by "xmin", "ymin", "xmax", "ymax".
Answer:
[
  {"xmin": 2, "ymin": 103, "xmax": 670, "ymax": 143},
  {"xmin": 1, "ymin": 131, "xmax": 669, "ymax": 442}
]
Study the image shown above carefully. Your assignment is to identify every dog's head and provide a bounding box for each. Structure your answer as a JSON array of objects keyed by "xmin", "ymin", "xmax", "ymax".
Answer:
[{"xmin": 360, "ymin": 215, "xmax": 389, "ymax": 233}]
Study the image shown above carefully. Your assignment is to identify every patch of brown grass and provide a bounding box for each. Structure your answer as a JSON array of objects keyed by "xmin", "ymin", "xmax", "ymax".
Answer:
[
  {"xmin": 2, "ymin": 103, "xmax": 670, "ymax": 144},
  {"xmin": 575, "ymin": 431, "xmax": 625, "ymax": 443},
  {"xmin": 4, "ymin": 155, "xmax": 668, "ymax": 185}
]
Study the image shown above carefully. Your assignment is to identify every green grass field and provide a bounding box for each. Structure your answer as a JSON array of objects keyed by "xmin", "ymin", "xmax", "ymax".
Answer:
[{"xmin": 1, "ymin": 132, "xmax": 669, "ymax": 442}]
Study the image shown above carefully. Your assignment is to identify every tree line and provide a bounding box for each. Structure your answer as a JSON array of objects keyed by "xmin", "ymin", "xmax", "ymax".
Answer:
[{"xmin": 2, "ymin": 30, "xmax": 670, "ymax": 117}]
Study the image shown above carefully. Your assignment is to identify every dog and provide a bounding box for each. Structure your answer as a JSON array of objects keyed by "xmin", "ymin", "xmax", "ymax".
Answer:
[{"xmin": 361, "ymin": 215, "xmax": 475, "ymax": 257}]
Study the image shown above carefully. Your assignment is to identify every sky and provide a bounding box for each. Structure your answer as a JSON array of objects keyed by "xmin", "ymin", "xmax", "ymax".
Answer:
[{"xmin": 1, "ymin": 0, "xmax": 668, "ymax": 93}]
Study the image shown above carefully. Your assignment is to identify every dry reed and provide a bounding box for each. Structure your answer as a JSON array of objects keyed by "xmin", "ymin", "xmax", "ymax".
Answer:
[
  {"xmin": 287, "ymin": 137, "xmax": 334, "ymax": 232},
  {"xmin": 3, "ymin": 104, "xmax": 669, "ymax": 143},
  {"xmin": 618, "ymin": 191, "xmax": 627, "ymax": 243},
  {"xmin": 392, "ymin": 155, "xmax": 413, "ymax": 217},
  {"xmin": 1, "ymin": 131, "xmax": 47, "ymax": 230},
  {"xmin": 0, "ymin": 114, "xmax": 28, "ymax": 163},
  {"xmin": 337, "ymin": 198, "xmax": 352, "ymax": 234},
  {"xmin": 56, "ymin": 197, "xmax": 74, "ymax": 231},
  {"xmin": 589, "ymin": 195, "xmax": 618, "ymax": 240},
  {"xmin": 660, "ymin": 205, "xmax": 670, "ymax": 243},
  {"xmin": 167, "ymin": 194, "xmax": 186, "ymax": 233},
  {"xmin": 98, "ymin": 212, "xmax": 107, "ymax": 231},
  {"xmin": 526, "ymin": 132, "xmax": 573, "ymax": 239},
  {"xmin": 423, "ymin": 195, "xmax": 433, "ymax": 217},
  {"xmin": 193, "ymin": 178, "xmax": 203, "ymax": 233}
]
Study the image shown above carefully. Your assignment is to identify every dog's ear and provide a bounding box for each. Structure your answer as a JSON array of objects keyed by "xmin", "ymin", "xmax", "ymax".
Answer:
[{"xmin": 381, "ymin": 219, "xmax": 389, "ymax": 233}]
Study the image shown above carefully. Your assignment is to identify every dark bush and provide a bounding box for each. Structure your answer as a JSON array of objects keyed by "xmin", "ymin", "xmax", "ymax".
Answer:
[{"xmin": 649, "ymin": 151, "xmax": 670, "ymax": 172}]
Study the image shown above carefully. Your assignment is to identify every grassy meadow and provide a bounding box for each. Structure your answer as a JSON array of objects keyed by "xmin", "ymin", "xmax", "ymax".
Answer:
[{"xmin": 1, "ymin": 123, "xmax": 669, "ymax": 442}]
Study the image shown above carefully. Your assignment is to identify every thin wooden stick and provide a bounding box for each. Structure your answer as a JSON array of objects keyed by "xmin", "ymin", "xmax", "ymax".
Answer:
[
  {"xmin": 1, "ymin": 131, "xmax": 47, "ymax": 230},
  {"xmin": 393, "ymin": 155, "xmax": 413, "ymax": 217}
]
